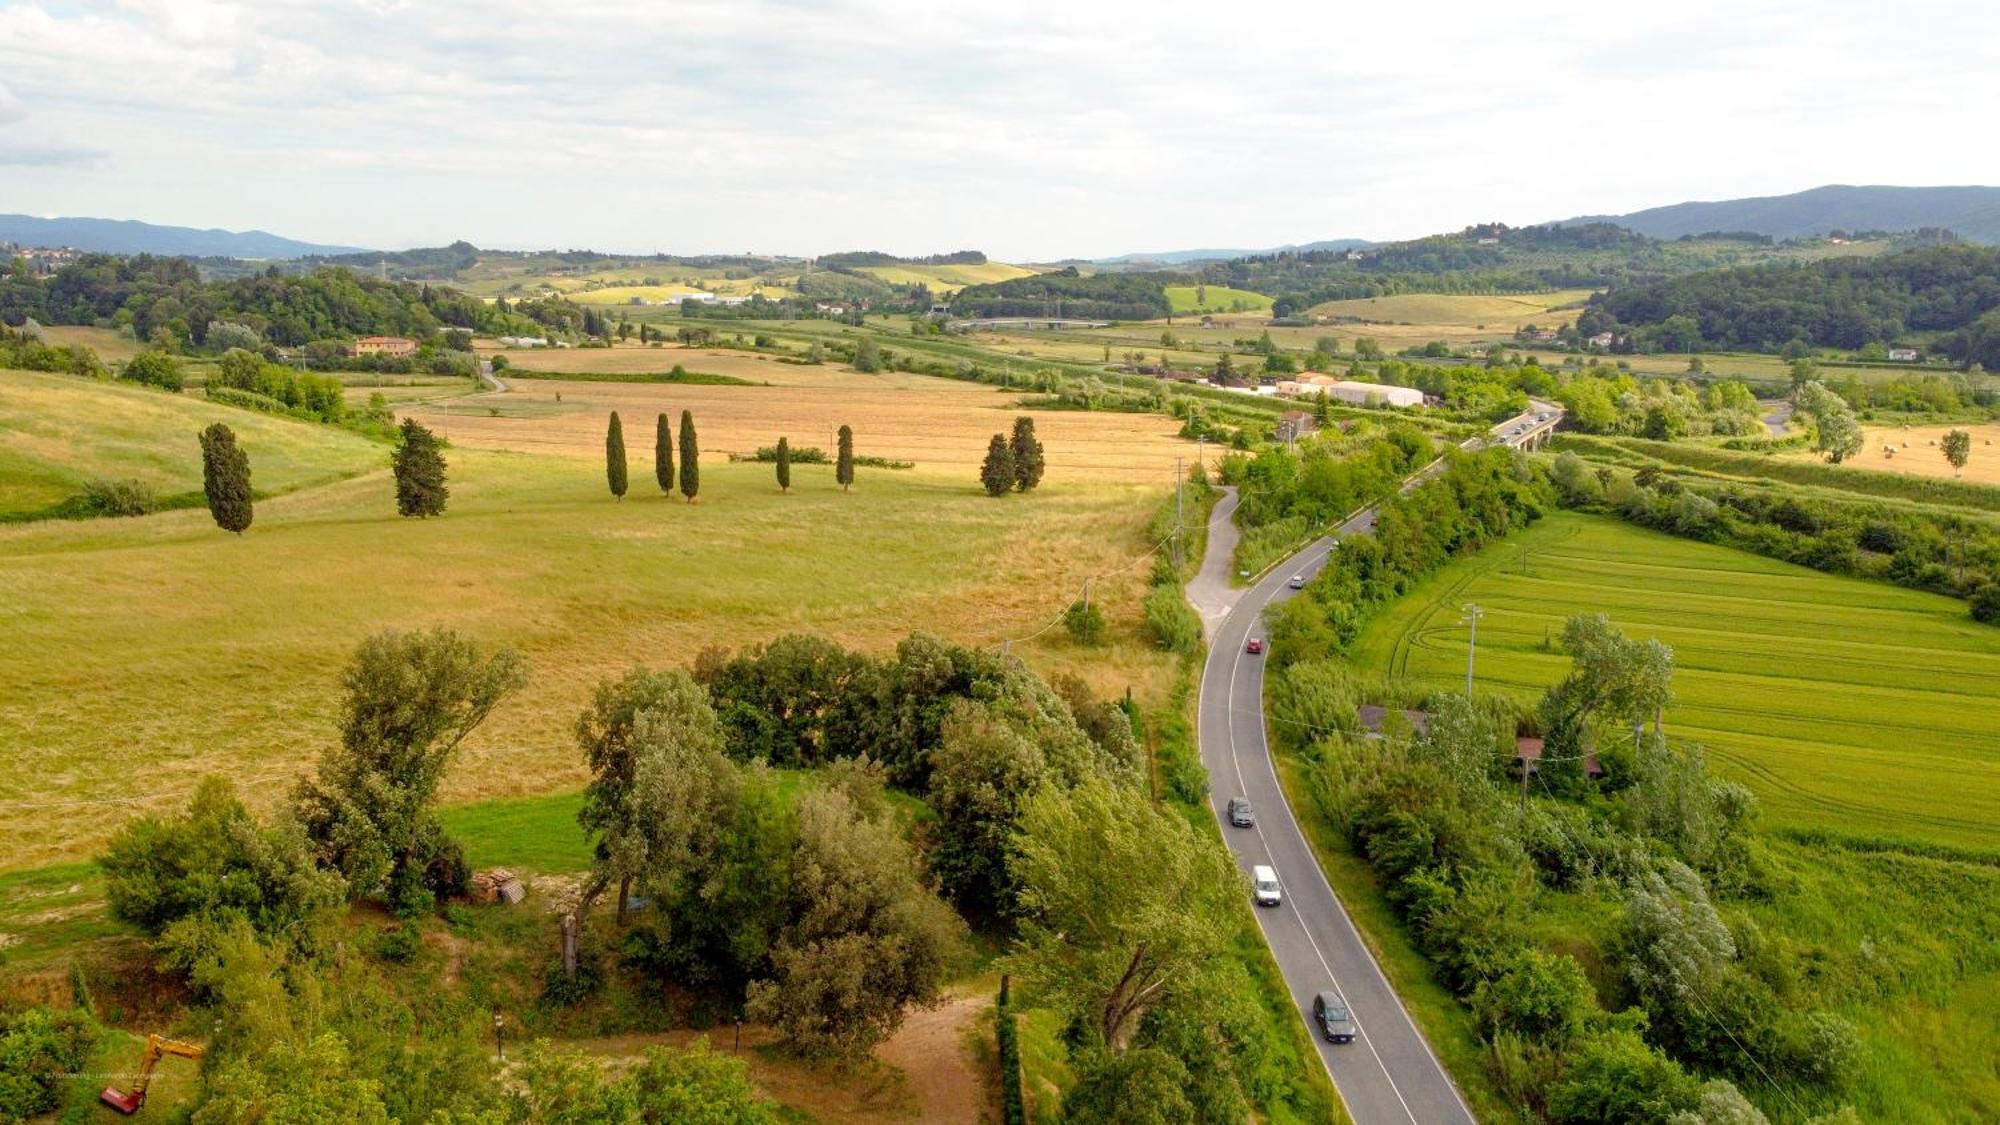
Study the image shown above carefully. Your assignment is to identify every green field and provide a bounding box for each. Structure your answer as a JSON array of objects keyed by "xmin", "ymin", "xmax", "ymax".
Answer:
[
  {"xmin": 1353, "ymin": 511, "xmax": 2000, "ymax": 850},
  {"xmin": 1163, "ymin": 284, "xmax": 1274, "ymax": 315},
  {"xmin": 0, "ymin": 371, "xmax": 1177, "ymax": 870},
  {"xmin": 0, "ymin": 369, "xmax": 385, "ymax": 517}
]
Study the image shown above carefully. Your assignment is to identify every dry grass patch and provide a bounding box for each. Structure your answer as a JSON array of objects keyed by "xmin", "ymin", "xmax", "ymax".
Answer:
[{"xmin": 410, "ymin": 370, "xmax": 1190, "ymax": 484}]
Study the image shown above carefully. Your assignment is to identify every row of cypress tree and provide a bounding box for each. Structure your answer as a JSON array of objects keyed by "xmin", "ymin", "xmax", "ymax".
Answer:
[
  {"xmin": 981, "ymin": 416, "xmax": 1046, "ymax": 496},
  {"xmin": 606, "ymin": 413, "xmax": 858, "ymax": 499},
  {"xmin": 198, "ymin": 417, "xmax": 450, "ymax": 535}
]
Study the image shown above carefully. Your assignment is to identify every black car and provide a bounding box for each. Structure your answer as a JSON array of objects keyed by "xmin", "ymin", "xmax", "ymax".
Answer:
[
  {"xmin": 1313, "ymin": 991, "xmax": 1356, "ymax": 1044},
  {"xmin": 1226, "ymin": 797, "xmax": 1254, "ymax": 828}
]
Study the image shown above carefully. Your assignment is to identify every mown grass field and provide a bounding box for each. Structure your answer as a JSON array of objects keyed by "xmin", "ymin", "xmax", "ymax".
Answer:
[
  {"xmin": 858, "ymin": 261, "xmax": 1040, "ymax": 291},
  {"xmin": 0, "ymin": 401, "xmax": 1179, "ymax": 868},
  {"xmin": 1351, "ymin": 511, "xmax": 2000, "ymax": 850},
  {"xmin": 37, "ymin": 325, "xmax": 144, "ymax": 365},
  {"xmin": 1306, "ymin": 289, "xmax": 1593, "ymax": 327},
  {"xmin": 0, "ymin": 368, "xmax": 384, "ymax": 516},
  {"xmin": 1163, "ymin": 285, "xmax": 1274, "ymax": 315}
]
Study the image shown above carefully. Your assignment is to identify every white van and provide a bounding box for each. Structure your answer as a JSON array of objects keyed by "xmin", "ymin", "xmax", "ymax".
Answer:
[{"xmin": 1252, "ymin": 865, "xmax": 1282, "ymax": 907}]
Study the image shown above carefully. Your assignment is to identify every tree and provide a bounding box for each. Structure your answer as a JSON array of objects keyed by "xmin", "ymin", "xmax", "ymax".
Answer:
[
  {"xmin": 293, "ymin": 628, "xmax": 525, "ymax": 907},
  {"xmin": 392, "ymin": 418, "xmax": 449, "ymax": 518},
  {"xmin": 1795, "ymin": 381, "xmax": 1863, "ymax": 464},
  {"xmin": 981, "ymin": 433, "xmax": 1015, "ymax": 496},
  {"xmin": 1062, "ymin": 1048, "xmax": 1197, "ymax": 1125},
  {"xmin": 574, "ymin": 668, "xmax": 733, "ymax": 925},
  {"xmin": 1943, "ymin": 428, "xmax": 1972, "ymax": 475},
  {"xmin": 744, "ymin": 784, "xmax": 964, "ymax": 1057},
  {"xmin": 199, "ymin": 422, "xmax": 253, "ymax": 534},
  {"xmin": 654, "ymin": 412, "xmax": 673, "ymax": 494},
  {"xmin": 836, "ymin": 424, "xmax": 854, "ymax": 491},
  {"xmin": 851, "ymin": 334, "xmax": 882, "ymax": 373},
  {"xmin": 1005, "ymin": 776, "xmax": 1240, "ymax": 1050},
  {"xmin": 1548, "ymin": 1028, "xmax": 1700, "ymax": 1124},
  {"xmin": 120, "ymin": 350, "xmax": 184, "ymax": 391},
  {"xmin": 1009, "ymin": 416, "xmax": 1045, "ymax": 491},
  {"xmin": 775, "ymin": 435, "xmax": 791, "ymax": 493},
  {"xmin": 678, "ymin": 409, "xmax": 700, "ymax": 502},
  {"xmin": 606, "ymin": 411, "xmax": 628, "ymax": 501},
  {"xmin": 1538, "ymin": 614, "xmax": 1674, "ymax": 792}
]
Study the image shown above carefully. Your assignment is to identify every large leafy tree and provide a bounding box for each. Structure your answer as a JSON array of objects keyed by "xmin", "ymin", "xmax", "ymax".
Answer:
[
  {"xmin": 980, "ymin": 433, "xmax": 1015, "ymax": 496},
  {"xmin": 392, "ymin": 418, "xmax": 449, "ymax": 518},
  {"xmin": 606, "ymin": 411, "xmax": 628, "ymax": 500},
  {"xmin": 1538, "ymin": 614, "xmax": 1674, "ymax": 791},
  {"xmin": 1005, "ymin": 775, "xmax": 1240, "ymax": 1050},
  {"xmin": 199, "ymin": 422, "xmax": 253, "ymax": 534},
  {"xmin": 678, "ymin": 409, "xmax": 700, "ymax": 502},
  {"xmin": 1943, "ymin": 427, "xmax": 1972, "ymax": 474},
  {"xmin": 1794, "ymin": 381, "xmax": 1864, "ymax": 464},
  {"xmin": 1009, "ymin": 415, "xmax": 1045, "ymax": 491},
  {"xmin": 293, "ymin": 628, "xmax": 524, "ymax": 907}
]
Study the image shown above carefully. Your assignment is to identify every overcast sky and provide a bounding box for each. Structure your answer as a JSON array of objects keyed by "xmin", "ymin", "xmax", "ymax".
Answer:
[{"xmin": 2, "ymin": 0, "xmax": 1996, "ymax": 259}]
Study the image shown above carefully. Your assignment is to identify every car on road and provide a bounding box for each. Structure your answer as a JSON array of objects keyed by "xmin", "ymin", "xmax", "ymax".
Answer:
[
  {"xmin": 1313, "ymin": 992, "xmax": 1356, "ymax": 1043},
  {"xmin": 1287, "ymin": 574, "xmax": 1306, "ymax": 589},
  {"xmin": 1251, "ymin": 865, "xmax": 1282, "ymax": 907},
  {"xmin": 1227, "ymin": 797, "xmax": 1254, "ymax": 827},
  {"xmin": 1245, "ymin": 637, "xmax": 1265, "ymax": 654}
]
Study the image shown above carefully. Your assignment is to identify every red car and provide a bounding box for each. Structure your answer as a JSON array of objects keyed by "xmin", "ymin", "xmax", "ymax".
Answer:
[{"xmin": 1246, "ymin": 638, "xmax": 1265, "ymax": 655}]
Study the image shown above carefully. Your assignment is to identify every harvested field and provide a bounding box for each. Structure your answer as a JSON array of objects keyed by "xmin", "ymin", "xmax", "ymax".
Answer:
[
  {"xmin": 1804, "ymin": 421, "xmax": 2000, "ymax": 486},
  {"xmin": 414, "ymin": 367, "xmax": 1190, "ymax": 485},
  {"xmin": 1306, "ymin": 290, "xmax": 1594, "ymax": 327}
]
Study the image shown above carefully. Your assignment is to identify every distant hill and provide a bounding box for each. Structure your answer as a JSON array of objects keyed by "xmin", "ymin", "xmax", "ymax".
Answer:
[
  {"xmin": 1099, "ymin": 239, "xmax": 1376, "ymax": 265},
  {"xmin": 1562, "ymin": 185, "xmax": 2000, "ymax": 244},
  {"xmin": 0, "ymin": 214, "xmax": 366, "ymax": 259}
]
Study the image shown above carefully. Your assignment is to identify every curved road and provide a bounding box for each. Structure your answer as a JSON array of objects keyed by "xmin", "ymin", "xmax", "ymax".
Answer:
[{"xmin": 1192, "ymin": 404, "xmax": 1557, "ymax": 1124}]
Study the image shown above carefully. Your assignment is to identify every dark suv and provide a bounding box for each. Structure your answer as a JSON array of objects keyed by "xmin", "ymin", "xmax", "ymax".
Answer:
[
  {"xmin": 1226, "ymin": 797, "xmax": 1254, "ymax": 828},
  {"xmin": 1313, "ymin": 992, "xmax": 1356, "ymax": 1044}
]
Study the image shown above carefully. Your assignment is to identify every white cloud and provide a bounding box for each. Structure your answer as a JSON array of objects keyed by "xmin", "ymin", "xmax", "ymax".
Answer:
[{"xmin": 0, "ymin": 0, "xmax": 1994, "ymax": 256}]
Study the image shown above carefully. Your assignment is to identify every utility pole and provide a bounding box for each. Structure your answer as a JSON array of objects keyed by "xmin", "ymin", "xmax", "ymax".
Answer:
[
  {"xmin": 1173, "ymin": 456, "xmax": 1185, "ymax": 571},
  {"xmin": 1460, "ymin": 603, "xmax": 1483, "ymax": 699}
]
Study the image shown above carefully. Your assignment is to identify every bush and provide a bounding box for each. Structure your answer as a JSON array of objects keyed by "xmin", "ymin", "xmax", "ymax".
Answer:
[
  {"xmin": 1972, "ymin": 583, "xmax": 2000, "ymax": 625},
  {"xmin": 995, "ymin": 983, "xmax": 1025, "ymax": 1125},
  {"xmin": 0, "ymin": 1006, "xmax": 99, "ymax": 1120},
  {"xmin": 1143, "ymin": 584, "xmax": 1202, "ymax": 655},
  {"xmin": 119, "ymin": 350, "xmax": 183, "ymax": 391},
  {"xmin": 83, "ymin": 477, "xmax": 157, "ymax": 517},
  {"xmin": 1063, "ymin": 599, "xmax": 1107, "ymax": 645},
  {"xmin": 1548, "ymin": 1028, "xmax": 1700, "ymax": 1124}
]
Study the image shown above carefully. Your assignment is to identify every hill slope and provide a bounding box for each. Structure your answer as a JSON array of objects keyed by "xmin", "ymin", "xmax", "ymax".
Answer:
[
  {"xmin": 0, "ymin": 214, "xmax": 366, "ymax": 258},
  {"xmin": 1565, "ymin": 184, "xmax": 2000, "ymax": 244}
]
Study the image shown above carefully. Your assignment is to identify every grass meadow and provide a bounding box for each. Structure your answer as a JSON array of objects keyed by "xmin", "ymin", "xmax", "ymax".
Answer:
[
  {"xmin": 0, "ymin": 370, "xmax": 1181, "ymax": 869},
  {"xmin": 0, "ymin": 368, "xmax": 384, "ymax": 516},
  {"xmin": 1163, "ymin": 285, "xmax": 1274, "ymax": 314},
  {"xmin": 1350, "ymin": 511, "xmax": 2000, "ymax": 851}
]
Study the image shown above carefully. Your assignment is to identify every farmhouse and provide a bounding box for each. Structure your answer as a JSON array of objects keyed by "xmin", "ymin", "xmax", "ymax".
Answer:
[
  {"xmin": 351, "ymin": 335, "xmax": 417, "ymax": 357},
  {"xmin": 1588, "ymin": 331, "xmax": 1616, "ymax": 350},
  {"xmin": 1888, "ymin": 347, "xmax": 1920, "ymax": 362}
]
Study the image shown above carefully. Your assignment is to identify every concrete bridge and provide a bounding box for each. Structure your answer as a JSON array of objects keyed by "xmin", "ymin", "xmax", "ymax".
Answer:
[{"xmin": 1493, "ymin": 399, "xmax": 1562, "ymax": 451}]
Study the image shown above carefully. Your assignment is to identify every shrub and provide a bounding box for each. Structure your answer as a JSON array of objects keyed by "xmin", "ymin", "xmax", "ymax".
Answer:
[
  {"xmin": 83, "ymin": 477, "xmax": 157, "ymax": 517},
  {"xmin": 1548, "ymin": 1028, "xmax": 1700, "ymax": 1124},
  {"xmin": 1143, "ymin": 584, "xmax": 1201, "ymax": 655},
  {"xmin": 1972, "ymin": 583, "xmax": 2000, "ymax": 625},
  {"xmin": 119, "ymin": 350, "xmax": 183, "ymax": 391},
  {"xmin": 0, "ymin": 1006, "xmax": 99, "ymax": 1120},
  {"xmin": 1063, "ymin": 599, "xmax": 1107, "ymax": 645}
]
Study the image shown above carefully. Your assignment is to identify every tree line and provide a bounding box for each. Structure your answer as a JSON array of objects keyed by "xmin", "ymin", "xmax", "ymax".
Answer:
[{"xmin": 605, "ymin": 412, "xmax": 859, "ymax": 500}]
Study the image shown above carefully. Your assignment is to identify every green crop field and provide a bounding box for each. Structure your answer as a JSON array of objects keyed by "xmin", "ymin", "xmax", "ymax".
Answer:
[
  {"xmin": 0, "ymin": 369, "xmax": 385, "ymax": 517},
  {"xmin": 1163, "ymin": 285, "xmax": 1274, "ymax": 315},
  {"xmin": 1352, "ymin": 511, "xmax": 2000, "ymax": 850}
]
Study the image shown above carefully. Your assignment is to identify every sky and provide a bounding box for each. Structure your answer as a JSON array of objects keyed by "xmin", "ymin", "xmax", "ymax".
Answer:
[{"xmin": 2, "ymin": 0, "xmax": 1998, "ymax": 260}]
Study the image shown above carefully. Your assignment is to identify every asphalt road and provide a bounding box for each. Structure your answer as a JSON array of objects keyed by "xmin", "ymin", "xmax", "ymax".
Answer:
[{"xmin": 1192, "ymin": 406, "xmax": 1559, "ymax": 1124}]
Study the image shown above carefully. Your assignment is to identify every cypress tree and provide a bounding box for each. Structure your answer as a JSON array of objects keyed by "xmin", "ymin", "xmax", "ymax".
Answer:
[
  {"xmin": 981, "ymin": 434, "xmax": 1016, "ymax": 496},
  {"xmin": 606, "ymin": 412, "xmax": 628, "ymax": 501},
  {"xmin": 678, "ymin": 409, "xmax": 699, "ymax": 503},
  {"xmin": 654, "ymin": 412, "xmax": 673, "ymax": 494},
  {"xmin": 1009, "ymin": 416, "xmax": 1045, "ymax": 492},
  {"xmin": 393, "ymin": 418, "xmax": 449, "ymax": 518},
  {"xmin": 775, "ymin": 436, "xmax": 791, "ymax": 493},
  {"xmin": 198, "ymin": 422, "xmax": 252, "ymax": 534},
  {"xmin": 836, "ymin": 424, "xmax": 855, "ymax": 491}
]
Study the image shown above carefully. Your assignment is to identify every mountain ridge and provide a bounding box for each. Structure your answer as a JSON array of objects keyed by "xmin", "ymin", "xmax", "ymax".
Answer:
[
  {"xmin": 1558, "ymin": 184, "xmax": 2000, "ymax": 244},
  {"xmin": 0, "ymin": 214, "xmax": 367, "ymax": 259}
]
